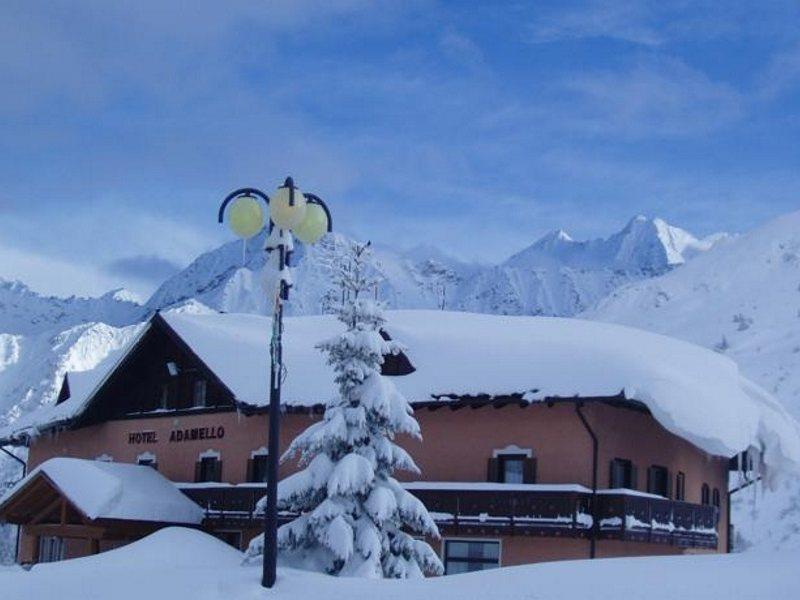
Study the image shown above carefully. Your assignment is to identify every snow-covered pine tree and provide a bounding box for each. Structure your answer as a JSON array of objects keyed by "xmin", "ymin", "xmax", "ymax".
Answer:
[{"xmin": 246, "ymin": 241, "xmax": 443, "ymax": 578}]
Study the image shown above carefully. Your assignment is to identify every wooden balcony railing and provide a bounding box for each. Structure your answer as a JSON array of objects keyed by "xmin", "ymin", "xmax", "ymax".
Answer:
[{"xmin": 178, "ymin": 482, "xmax": 719, "ymax": 550}]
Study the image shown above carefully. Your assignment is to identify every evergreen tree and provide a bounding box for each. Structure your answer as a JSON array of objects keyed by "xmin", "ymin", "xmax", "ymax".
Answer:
[{"xmin": 247, "ymin": 241, "xmax": 443, "ymax": 578}]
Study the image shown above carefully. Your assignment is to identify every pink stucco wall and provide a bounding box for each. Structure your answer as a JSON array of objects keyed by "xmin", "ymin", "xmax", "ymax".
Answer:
[{"xmin": 23, "ymin": 401, "xmax": 728, "ymax": 563}]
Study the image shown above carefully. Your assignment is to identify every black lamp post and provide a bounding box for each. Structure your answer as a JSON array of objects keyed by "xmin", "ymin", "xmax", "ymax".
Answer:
[{"xmin": 218, "ymin": 177, "xmax": 332, "ymax": 588}]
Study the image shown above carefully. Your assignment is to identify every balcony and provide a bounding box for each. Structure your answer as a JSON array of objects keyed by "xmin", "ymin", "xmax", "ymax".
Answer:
[
  {"xmin": 178, "ymin": 481, "xmax": 719, "ymax": 550},
  {"xmin": 595, "ymin": 490, "xmax": 719, "ymax": 549}
]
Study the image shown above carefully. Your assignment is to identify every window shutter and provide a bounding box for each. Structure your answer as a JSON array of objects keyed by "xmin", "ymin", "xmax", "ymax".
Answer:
[
  {"xmin": 194, "ymin": 461, "xmax": 202, "ymax": 483},
  {"xmin": 666, "ymin": 470, "xmax": 673, "ymax": 499},
  {"xmin": 608, "ymin": 460, "xmax": 616, "ymax": 488},
  {"xmin": 523, "ymin": 457, "xmax": 537, "ymax": 484},
  {"xmin": 631, "ymin": 465, "xmax": 638, "ymax": 490},
  {"xmin": 646, "ymin": 467, "xmax": 654, "ymax": 494},
  {"xmin": 215, "ymin": 460, "xmax": 223, "ymax": 483},
  {"xmin": 246, "ymin": 459, "xmax": 255, "ymax": 483},
  {"xmin": 487, "ymin": 458, "xmax": 499, "ymax": 483}
]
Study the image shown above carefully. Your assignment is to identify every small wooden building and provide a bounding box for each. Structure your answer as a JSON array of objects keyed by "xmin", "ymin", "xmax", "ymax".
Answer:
[{"xmin": 1, "ymin": 310, "xmax": 795, "ymax": 572}]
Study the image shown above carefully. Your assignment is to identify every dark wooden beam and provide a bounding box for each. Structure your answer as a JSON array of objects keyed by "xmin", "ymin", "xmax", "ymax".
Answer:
[
  {"xmin": 29, "ymin": 498, "xmax": 62, "ymax": 526},
  {"xmin": 26, "ymin": 524, "xmax": 106, "ymax": 539}
]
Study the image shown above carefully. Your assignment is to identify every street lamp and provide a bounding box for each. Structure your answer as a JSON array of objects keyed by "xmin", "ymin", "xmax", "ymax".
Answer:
[{"xmin": 218, "ymin": 176, "xmax": 332, "ymax": 588}]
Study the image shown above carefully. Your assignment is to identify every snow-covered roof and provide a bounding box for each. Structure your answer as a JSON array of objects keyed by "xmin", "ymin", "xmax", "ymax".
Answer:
[
  {"xmin": 3, "ymin": 310, "xmax": 800, "ymax": 478},
  {"xmin": 0, "ymin": 457, "xmax": 204, "ymax": 524}
]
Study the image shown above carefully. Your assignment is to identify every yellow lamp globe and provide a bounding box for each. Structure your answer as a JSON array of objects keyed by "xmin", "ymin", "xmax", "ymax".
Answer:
[
  {"xmin": 227, "ymin": 195, "xmax": 265, "ymax": 239},
  {"xmin": 269, "ymin": 185, "xmax": 307, "ymax": 230},
  {"xmin": 293, "ymin": 203, "xmax": 329, "ymax": 244}
]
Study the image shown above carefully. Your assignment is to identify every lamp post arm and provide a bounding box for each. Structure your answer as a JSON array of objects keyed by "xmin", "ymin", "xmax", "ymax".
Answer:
[
  {"xmin": 303, "ymin": 193, "xmax": 334, "ymax": 232},
  {"xmin": 217, "ymin": 187, "xmax": 271, "ymax": 224}
]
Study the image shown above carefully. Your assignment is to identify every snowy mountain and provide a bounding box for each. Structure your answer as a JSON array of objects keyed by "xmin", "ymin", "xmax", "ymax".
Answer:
[
  {"xmin": 505, "ymin": 216, "xmax": 723, "ymax": 271},
  {"xmin": 0, "ymin": 279, "xmax": 144, "ymax": 335},
  {"xmin": 147, "ymin": 216, "xmax": 722, "ymax": 318},
  {"xmin": 583, "ymin": 210, "xmax": 800, "ymax": 551}
]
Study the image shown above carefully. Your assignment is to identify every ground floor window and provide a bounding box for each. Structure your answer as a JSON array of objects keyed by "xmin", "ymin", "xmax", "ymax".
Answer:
[
  {"xmin": 38, "ymin": 536, "xmax": 65, "ymax": 563},
  {"xmin": 444, "ymin": 540, "xmax": 500, "ymax": 575}
]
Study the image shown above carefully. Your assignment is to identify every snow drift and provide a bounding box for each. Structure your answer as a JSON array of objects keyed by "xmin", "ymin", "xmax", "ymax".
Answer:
[{"xmin": 1, "ymin": 527, "xmax": 799, "ymax": 600}]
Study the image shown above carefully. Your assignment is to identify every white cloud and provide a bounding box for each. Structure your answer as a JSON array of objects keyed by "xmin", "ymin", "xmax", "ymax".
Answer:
[
  {"xmin": 439, "ymin": 30, "xmax": 485, "ymax": 68},
  {"xmin": 526, "ymin": 1, "xmax": 799, "ymax": 46},
  {"xmin": 0, "ymin": 242, "xmax": 121, "ymax": 298},
  {"xmin": 528, "ymin": 1, "xmax": 663, "ymax": 46},
  {"xmin": 556, "ymin": 57, "xmax": 744, "ymax": 137},
  {"xmin": 758, "ymin": 43, "xmax": 800, "ymax": 101}
]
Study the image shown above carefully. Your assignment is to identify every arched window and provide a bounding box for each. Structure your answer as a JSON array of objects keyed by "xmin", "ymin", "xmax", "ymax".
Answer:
[
  {"xmin": 701, "ymin": 483, "xmax": 710, "ymax": 505},
  {"xmin": 712, "ymin": 487, "xmax": 720, "ymax": 508}
]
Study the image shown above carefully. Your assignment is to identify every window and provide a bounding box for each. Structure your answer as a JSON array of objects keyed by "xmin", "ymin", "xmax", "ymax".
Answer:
[
  {"xmin": 701, "ymin": 483, "xmax": 710, "ymax": 505},
  {"xmin": 248, "ymin": 454, "xmax": 269, "ymax": 483},
  {"xmin": 675, "ymin": 472, "xmax": 686, "ymax": 501},
  {"xmin": 137, "ymin": 452, "xmax": 158, "ymax": 470},
  {"xmin": 38, "ymin": 536, "xmax": 65, "ymax": 563},
  {"xmin": 609, "ymin": 458, "xmax": 635, "ymax": 489},
  {"xmin": 488, "ymin": 446, "xmax": 536, "ymax": 484},
  {"xmin": 712, "ymin": 488, "xmax": 721, "ymax": 508},
  {"xmin": 196, "ymin": 456, "xmax": 221, "ymax": 483},
  {"xmin": 192, "ymin": 379, "xmax": 207, "ymax": 408},
  {"xmin": 159, "ymin": 383, "xmax": 171, "ymax": 410},
  {"xmin": 444, "ymin": 540, "xmax": 500, "ymax": 575},
  {"xmin": 499, "ymin": 455, "xmax": 525, "ymax": 484},
  {"xmin": 647, "ymin": 465, "xmax": 669, "ymax": 497}
]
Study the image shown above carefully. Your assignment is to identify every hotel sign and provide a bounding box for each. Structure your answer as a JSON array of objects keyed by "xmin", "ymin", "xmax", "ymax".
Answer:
[{"xmin": 127, "ymin": 425, "xmax": 226, "ymax": 445}]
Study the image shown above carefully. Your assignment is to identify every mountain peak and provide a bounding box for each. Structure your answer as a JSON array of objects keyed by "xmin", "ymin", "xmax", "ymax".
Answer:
[
  {"xmin": 100, "ymin": 288, "xmax": 143, "ymax": 305},
  {"xmin": 505, "ymin": 216, "xmax": 715, "ymax": 273},
  {"xmin": 534, "ymin": 229, "xmax": 574, "ymax": 246}
]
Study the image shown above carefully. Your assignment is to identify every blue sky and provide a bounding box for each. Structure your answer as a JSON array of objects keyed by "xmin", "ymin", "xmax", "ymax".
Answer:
[{"xmin": 1, "ymin": 1, "xmax": 799, "ymax": 298}]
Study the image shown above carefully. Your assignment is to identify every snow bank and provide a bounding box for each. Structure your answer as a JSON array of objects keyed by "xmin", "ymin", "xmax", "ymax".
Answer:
[
  {"xmin": 4, "ymin": 310, "xmax": 800, "ymax": 480},
  {"xmin": 0, "ymin": 457, "xmax": 204, "ymax": 524},
  {"xmin": 0, "ymin": 527, "xmax": 798, "ymax": 600}
]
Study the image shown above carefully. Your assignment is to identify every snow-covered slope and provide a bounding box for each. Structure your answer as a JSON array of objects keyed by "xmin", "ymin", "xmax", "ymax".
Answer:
[
  {"xmin": 0, "ymin": 321, "xmax": 144, "ymax": 428},
  {"xmin": 147, "ymin": 217, "xmax": 721, "ymax": 318},
  {"xmin": 584, "ymin": 210, "xmax": 800, "ymax": 551},
  {"xmin": 585, "ymin": 211, "xmax": 800, "ymax": 421}
]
